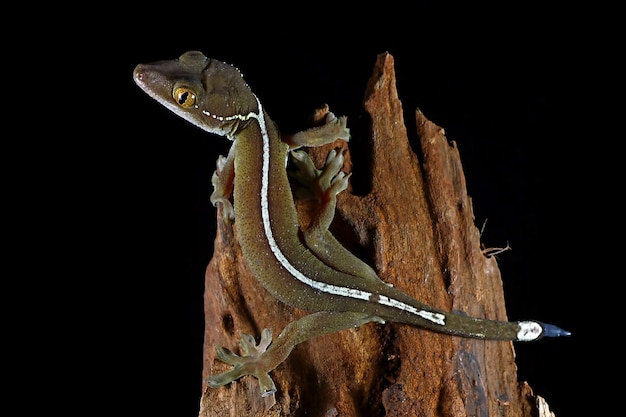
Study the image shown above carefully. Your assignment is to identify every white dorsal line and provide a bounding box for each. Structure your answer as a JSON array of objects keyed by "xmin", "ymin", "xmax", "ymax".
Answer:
[
  {"xmin": 204, "ymin": 95, "xmax": 446, "ymax": 327},
  {"xmin": 202, "ymin": 108, "xmax": 258, "ymax": 122}
]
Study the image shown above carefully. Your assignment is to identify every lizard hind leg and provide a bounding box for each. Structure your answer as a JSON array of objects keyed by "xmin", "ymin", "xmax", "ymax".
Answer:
[
  {"xmin": 206, "ymin": 312, "xmax": 383, "ymax": 397},
  {"xmin": 289, "ymin": 148, "xmax": 349, "ymax": 205},
  {"xmin": 290, "ymin": 149, "xmax": 382, "ymax": 283}
]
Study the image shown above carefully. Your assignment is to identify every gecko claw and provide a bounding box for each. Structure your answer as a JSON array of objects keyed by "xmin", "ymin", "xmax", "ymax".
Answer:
[
  {"xmin": 205, "ymin": 329, "xmax": 277, "ymax": 395},
  {"xmin": 289, "ymin": 148, "xmax": 349, "ymax": 201}
]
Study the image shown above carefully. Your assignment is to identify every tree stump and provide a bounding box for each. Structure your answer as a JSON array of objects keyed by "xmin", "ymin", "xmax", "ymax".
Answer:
[{"xmin": 197, "ymin": 52, "xmax": 555, "ymax": 417}]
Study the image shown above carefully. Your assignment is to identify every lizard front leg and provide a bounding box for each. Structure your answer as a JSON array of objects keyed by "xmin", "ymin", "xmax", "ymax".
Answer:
[
  {"xmin": 210, "ymin": 144, "xmax": 236, "ymax": 222},
  {"xmin": 283, "ymin": 104, "xmax": 350, "ymax": 148}
]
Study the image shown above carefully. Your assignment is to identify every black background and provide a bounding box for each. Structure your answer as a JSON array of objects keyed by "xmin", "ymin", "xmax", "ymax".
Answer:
[{"xmin": 61, "ymin": 2, "xmax": 611, "ymax": 415}]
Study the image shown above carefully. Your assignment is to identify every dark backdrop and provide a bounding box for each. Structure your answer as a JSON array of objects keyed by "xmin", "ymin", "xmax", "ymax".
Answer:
[{"xmin": 86, "ymin": 3, "xmax": 605, "ymax": 415}]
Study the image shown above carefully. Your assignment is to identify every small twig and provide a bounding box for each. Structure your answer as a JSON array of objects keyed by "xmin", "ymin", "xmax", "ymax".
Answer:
[
  {"xmin": 479, "ymin": 218, "xmax": 512, "ymax": 257},
  {"xmin": 479, "ymin": 218, "xmax": 489, "ymax": 237},
  {"xmin": 482, "ymin": 242, "xmax": 512, "ymax": 258}
]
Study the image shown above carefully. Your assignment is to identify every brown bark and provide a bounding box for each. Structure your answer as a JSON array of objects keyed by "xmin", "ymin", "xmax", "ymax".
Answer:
[{"xmin": 198, "ymin": 53, "xmax": 556, "ymax": 417}]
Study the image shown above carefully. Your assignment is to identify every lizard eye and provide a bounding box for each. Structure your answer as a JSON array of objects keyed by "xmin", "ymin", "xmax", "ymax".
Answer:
[{"xmin": 173, "ymin": 87, "xmax": 197, "ymax": 108}]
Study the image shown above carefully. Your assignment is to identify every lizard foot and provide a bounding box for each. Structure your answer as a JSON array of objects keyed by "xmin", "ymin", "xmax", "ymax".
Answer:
[
  {"xmin": 290, "ymin": 149, "xmax": 351, "ymax": 201},
  {"xmin": 309, "ymin": 104, "xmax": 350, "ymax": 142},
  {"xmin": 206, "ymin": 328, "xmax": 277, "ymax": 397},
  {"xmin": 283, "ymin": 104, "xmax": 350, "ymax": 148}
]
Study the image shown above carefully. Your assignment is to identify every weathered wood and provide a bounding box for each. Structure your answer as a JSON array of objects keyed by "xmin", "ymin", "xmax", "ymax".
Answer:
[{"xmin": 198, "ymin": 52, "xmax": 554, "ymax": 416}]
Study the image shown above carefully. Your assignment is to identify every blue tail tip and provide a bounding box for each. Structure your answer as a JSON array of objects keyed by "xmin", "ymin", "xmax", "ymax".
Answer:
[{"xmin": 543, "ymin": 323, "xmax": 571, "ymax": 338}]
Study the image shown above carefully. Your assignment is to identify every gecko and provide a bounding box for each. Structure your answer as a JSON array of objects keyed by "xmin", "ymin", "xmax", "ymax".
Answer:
[{"xmin": 133, "ymin": 51, "xmax": 570, "ymax": 397}]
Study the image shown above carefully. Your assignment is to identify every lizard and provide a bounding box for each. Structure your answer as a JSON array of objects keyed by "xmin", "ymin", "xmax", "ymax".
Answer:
[{"xmin": 133, "ymin": 51, "xmax": 570, "ymax": 397}]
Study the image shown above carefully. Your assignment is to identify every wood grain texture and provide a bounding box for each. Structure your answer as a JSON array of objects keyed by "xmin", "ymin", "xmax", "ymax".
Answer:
[{"xmin": 198, "ymin": 53, "xmax": 554, "ymax": 417}]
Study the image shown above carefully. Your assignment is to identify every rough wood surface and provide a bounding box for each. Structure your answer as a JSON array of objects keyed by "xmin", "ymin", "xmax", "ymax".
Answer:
[{"xmin": 198, "ymin": 53, "xmax": 554, "ymax": 416}]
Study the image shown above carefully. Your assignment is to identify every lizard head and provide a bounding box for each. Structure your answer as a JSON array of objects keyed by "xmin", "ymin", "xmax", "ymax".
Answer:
[{"xmin": 134, "ymin": 51, "xmax": 259, "ymax": 140}]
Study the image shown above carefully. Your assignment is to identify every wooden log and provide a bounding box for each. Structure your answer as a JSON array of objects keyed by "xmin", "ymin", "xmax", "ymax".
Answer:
[{"xmin": 198, "ymin": 52, "xmax": 554, "ymax": 417}]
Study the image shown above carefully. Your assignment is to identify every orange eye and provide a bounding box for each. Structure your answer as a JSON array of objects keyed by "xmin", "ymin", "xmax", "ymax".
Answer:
[{"xmin": 173, "ymin": 87, "xmax": 196, "ymax": 108}]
